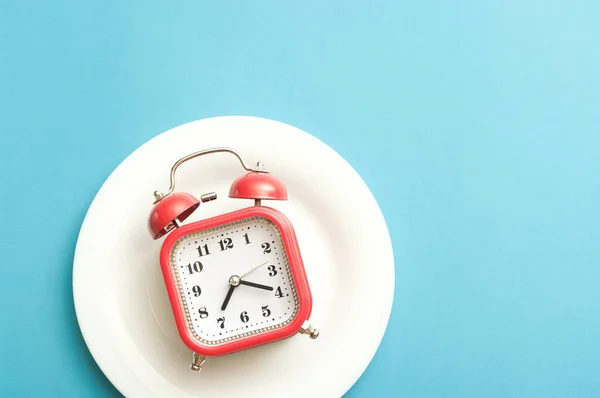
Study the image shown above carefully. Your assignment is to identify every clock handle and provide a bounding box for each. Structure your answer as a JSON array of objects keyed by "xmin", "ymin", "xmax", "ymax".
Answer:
[{"xmin": 153, "ymin": 147, "xmax": 263, "ymax": 202}]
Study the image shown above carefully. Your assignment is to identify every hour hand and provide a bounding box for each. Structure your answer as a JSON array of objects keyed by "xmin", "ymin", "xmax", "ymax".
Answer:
[
  {"xmin": 239, "ymin": 280, "xmax": 273, "ymax": 291},
  {"xmin": 221, "ymin": 285, "xmax": 236, "ymax": 311}
]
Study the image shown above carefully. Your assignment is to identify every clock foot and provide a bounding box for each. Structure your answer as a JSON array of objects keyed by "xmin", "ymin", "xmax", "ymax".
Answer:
[
  {"xmin": 298, "ymin": 321, "xmax": 319, "ymax": 339},
  {"xmin": 190, "ymin": 352, "xmax": 207, "ymax": 372}
]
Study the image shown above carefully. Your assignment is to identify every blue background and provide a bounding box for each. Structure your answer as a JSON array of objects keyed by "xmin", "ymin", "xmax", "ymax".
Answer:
[{"xmin": 1, "ymin": 1, "xmax": 599, "ymax": 397}]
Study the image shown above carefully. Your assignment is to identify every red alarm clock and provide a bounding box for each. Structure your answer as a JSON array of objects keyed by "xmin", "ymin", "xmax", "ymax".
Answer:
[{"xmin": 147, "ymin": 148, "xmax": 318, "ymax": 372}]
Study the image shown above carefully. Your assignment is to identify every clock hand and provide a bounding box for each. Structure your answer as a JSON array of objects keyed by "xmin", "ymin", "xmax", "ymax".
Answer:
[
  {"xmin": 240, "ymin": 261, "xmax": 269, "ymax": 280},
  {"xmin": 238, "ymin": 280, "xmax": 274, "ymax": 291},
  {"xmin": 221, "ymin": 284, "xmax": 237, "ymax": 311},
  {"xmin": 221, "ymin": 272, "xmax": 272, "ymax": 311}
]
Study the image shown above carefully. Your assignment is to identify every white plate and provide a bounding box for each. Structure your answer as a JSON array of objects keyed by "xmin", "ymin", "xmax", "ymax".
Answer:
[{"xmin": 73, "ymin": 116, "xmax": 394, "ymax": 398}]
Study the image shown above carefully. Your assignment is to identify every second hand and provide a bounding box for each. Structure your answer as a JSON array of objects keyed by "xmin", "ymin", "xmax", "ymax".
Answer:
[{"xmin": 240, "ymin": 261, "xmax": 269, "ymax": 280}]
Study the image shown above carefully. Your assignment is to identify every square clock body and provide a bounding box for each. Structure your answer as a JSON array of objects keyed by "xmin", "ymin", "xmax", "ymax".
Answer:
[{"xmin": 159, "ymin": 206, "xmax": 313, "ymax": 356}]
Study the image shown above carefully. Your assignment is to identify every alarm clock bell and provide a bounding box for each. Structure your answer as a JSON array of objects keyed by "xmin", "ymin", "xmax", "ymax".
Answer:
[{"xmin": 229, "ymin": 166, "xmax": 288, "ymax": 205}]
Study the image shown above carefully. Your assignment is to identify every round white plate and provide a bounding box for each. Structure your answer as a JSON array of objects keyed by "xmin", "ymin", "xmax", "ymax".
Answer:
[{"xmin": 73, "ymin": 116, "xmax": 394, "ymax": 398}]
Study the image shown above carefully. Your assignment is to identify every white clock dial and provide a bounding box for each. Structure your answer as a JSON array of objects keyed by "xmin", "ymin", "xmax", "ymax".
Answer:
[{"xmin": 169, "ymin": 216, "xmax": 299, "ymax": 345}]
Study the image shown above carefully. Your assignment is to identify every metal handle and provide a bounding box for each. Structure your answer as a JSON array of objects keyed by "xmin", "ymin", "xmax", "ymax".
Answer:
[{"xmin": 154, "ymin": 147, "xmax": 262, "ymax": 201}]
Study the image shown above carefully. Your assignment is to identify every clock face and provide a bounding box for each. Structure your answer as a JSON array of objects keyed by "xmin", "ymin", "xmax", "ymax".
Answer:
[{"xmin": 168, "ymin": 216, "xmax": 300, "ymax": 345}]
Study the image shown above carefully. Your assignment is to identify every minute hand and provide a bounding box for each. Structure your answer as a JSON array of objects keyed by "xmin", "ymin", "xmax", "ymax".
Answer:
[{"xmin": 238, "ymin": 280, "xmax": 274, "ymax": 291}]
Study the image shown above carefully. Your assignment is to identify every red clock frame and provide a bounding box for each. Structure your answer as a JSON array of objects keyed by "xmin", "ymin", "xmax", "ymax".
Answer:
[{"xmin": 159, "ymin": 205, "xmax": 313, "ymax": 356}]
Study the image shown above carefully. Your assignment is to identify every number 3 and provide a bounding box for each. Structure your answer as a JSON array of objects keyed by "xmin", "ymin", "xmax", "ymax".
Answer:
[{"xmin": 268, "ymin": 265, "xmax": 277, "ymax": 277}]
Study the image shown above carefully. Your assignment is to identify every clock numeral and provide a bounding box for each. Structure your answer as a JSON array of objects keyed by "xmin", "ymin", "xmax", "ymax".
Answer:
[
  {"xmin": 240, "ymin": 311, "xmax": 249, "ymax": 323},
  {"xmin": 243, "ymin": 233, "xmax": 251, "ymax": 245},
  {"xmin": 261, "ymin": 305, "xmax": 271, "ymax": 317},
  {"xmin": 268, "ymin": 265, "xmax": 277, "ymax": 277},
  {"xmin": 196, "ymin": 244, "xmax": 210, "ymax": 257},
  {"xmin": 186, "ymin": 261, "xmax": 203, "ymax": 274},
  {"xmin": 192, "ymin": 285, "xmax": 201, "ymax": 297},
  {"xmin": 261, "ymin": 242, "xmax": 271, "ymax": 254},
  {"xmin": 218, "ymin": 238, "xmax": 234, "ymax": 251},
  {"xmin": 199, "ymin": 307, "xmax": 209, "ymax": 319},
  {"xmin": 275, "ymin": 286, "xmax": 284, "ymax": 298},
  {"xmin": 217, "ymin": 317, "xmax": 226, "ymax": 329}
]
